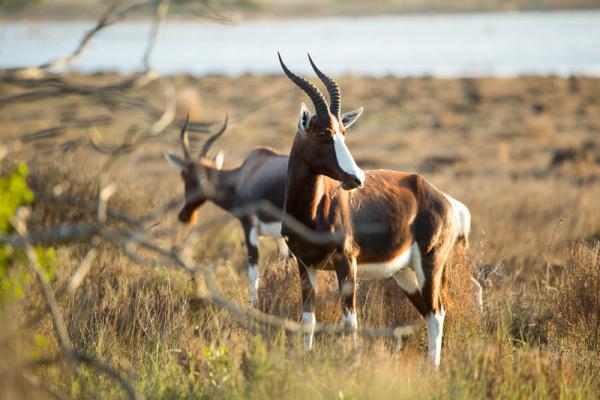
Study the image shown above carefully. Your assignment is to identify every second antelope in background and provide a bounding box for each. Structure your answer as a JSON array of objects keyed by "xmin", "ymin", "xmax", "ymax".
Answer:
[
  {"xmin": 164, "ymin": 116, "xmax": 291, "ymax": 306},
  {"xmin": 278, "ymin": 53, "xmax": 471, "ymax": 367}
]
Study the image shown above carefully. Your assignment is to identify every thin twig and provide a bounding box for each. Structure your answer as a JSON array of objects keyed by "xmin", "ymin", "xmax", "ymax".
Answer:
[{"xmin": 11, "ymin": 208, "xmax": 144, "ymax": 400}]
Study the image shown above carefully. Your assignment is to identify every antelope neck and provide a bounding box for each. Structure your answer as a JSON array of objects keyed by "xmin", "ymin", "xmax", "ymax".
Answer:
[
  {"xmin": 284, "ymin": 153, "xmax": 336, "ymax": 228},
  {"xmin": 204, "ymin": 167, "xmax": 238, "ymax": 211}
]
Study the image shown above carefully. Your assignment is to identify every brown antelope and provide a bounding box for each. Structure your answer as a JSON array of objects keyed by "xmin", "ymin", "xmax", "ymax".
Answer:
[
  {"xmin": 278, "ymin": 53, "xmax": 471, "ymax": 366},
  {"xmin": 164, "ymin": 116, "xmax": 292, "ymax": 305}
]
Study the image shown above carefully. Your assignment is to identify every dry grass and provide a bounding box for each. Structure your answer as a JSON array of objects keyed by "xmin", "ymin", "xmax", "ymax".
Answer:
[
  {"xmin": 1, "ymin": 74, "xmax": 600, "ymax": 398},
  {"xmin": 549, "ymin": 243, "xmax": 600, "ymax": 360}
]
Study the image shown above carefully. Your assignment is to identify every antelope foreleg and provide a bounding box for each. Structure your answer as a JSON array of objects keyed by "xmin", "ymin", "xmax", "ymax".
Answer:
[{"xmin": 334, "ymin": 255, "xmax": 358, "ymax": 345}]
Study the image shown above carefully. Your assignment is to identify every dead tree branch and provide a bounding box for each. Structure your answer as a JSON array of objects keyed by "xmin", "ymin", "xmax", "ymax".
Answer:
[
  {"xmin": 0, "ymin": 196, "xmax": 419, "ymax": 342},
  {"xmin": 11, "ymin": 208, "xmax": 144, "ymax": 400}
]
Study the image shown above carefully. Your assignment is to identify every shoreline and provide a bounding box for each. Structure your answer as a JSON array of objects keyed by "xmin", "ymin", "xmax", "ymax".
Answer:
[
  {"xmin": 10, "ymin": 71, "xmax": 600, "ymax": 80},
  {"xmin": 4, "ymin": 10, "xmax": 598, "ymax": 78},
  {"xmin": 1, "ymin": 4, "xmax": 599, "ymax": 22}
]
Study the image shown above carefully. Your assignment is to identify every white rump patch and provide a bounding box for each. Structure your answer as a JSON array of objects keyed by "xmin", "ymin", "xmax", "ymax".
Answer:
[
  {"xmin": 444, "ymin": 194, "xmax": 471, "ymax": 239},
  {"xmin": 301, "ymin": 312, "xmax": 316, "ymax": 351},
  {"xmin": 357, "ymin": 242, "xmax": 421, "ymax": 280},
  {"xmin": 332, "ymin": 133, "xmax": 365, "ymax": 186},
  {"xmin": 426, "ymin": 308, "xmax": 445, "ymax": 367}
]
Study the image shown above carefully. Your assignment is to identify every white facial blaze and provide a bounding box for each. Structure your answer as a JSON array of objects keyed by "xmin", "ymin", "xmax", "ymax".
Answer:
[
  {"xmin": 426, "ymin": 308, "xmax": 445, "ymax": 367},
  {"xmin": 301, "ymin": 312, "xmax": 316, "ymax": 351},
  {"xmin": 332, "ymin": 133, "xmax": 365, "ymax": 186}
]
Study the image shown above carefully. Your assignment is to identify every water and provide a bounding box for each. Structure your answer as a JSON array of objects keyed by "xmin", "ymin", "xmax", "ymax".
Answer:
[{"xmin": 1, "ymin": 10, "xmax": 599, "ymax": 77}]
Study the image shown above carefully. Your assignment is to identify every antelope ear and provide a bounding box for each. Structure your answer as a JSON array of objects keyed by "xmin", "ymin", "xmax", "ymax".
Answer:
[
  {"xmin": 212, "ymin": 150, "xmax": 224, "ymax": 170},
  {"xmin": 163, "ymin": 152, "xmax": 185, "ymax": 171},
  {"xmin": 341, "ymin": 107, "xmax": 363, "ymax": 129},
  {"xmin": 297, "ymin": 103, "xmax": 311, "ymax": 135}
]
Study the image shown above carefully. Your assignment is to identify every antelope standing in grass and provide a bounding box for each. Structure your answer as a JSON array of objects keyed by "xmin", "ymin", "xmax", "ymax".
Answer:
[
  {"xmin": 278, "ymin": 54, "xmax": 471, "ymax": 366},
  {"xmin": 164, "ymin": 117, "xmax": 292, "ymax": 305}
]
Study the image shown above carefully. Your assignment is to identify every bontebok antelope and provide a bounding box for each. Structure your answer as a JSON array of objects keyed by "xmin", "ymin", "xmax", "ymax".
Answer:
[
  {"xmin": 278, "ymin": 54, "xmax": 471, "ymax": 366},
  {"xmin": 164, "ymin": 116, "xmax": 291, "ymax": 305}
]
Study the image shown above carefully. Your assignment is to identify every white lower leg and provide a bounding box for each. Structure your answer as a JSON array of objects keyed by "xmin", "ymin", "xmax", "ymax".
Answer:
[
  {"xmin": 248, "ymin": 264, "xmax": 259, "ymax": 306},
  {"xmin": 426, "ymin": 308, "xmax": 445, "ymax": 367},
  {"xmin": 343, "ymin": 309, "xmax": 358, "ymax": 345},
  {"xmin": 301, "ymin": 312, "xmax": 316, "ymax": 351}
]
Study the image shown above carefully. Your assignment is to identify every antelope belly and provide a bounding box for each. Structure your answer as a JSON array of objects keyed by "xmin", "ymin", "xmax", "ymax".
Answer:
[
  {"xmin": 258, "ymin": 221, "xmax": 283, "ymax": 239},
  {"xmin": 357, "ymin": 243, "xmax": 415, "ymax": 280}
]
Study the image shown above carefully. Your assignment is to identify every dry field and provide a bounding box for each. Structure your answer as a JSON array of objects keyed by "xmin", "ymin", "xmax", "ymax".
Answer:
[{"xmin": 1, "ymin": 73, "xmax": 600, "ymax": 398}]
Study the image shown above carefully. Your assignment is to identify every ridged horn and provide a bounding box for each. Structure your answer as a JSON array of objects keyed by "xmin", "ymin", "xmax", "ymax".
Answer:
[
  {"xmin": 307, "ymin": 53, "xmax": 341, "ymax": 117},
  {"xmin": 278, "ymin": 52, "xmax": 329, "ymax": 116},
  {"xmin": 180, "ymin": 113, "xmax": 191, "ymax": 160},
  {"xmin": 199, "ymin": 114, "xmax": 228, "ymax": 158}
]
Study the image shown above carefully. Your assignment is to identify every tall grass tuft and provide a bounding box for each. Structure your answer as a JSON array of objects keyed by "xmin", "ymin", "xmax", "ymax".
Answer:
[{"xmin": 549, "ymin": 242, "xmax": 600, "ymax": 365}]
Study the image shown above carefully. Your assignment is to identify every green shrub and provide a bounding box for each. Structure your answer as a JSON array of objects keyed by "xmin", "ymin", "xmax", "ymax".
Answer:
[{"xmin": 0, "ymin": 163, "xmax": 55, "ymax": 302}]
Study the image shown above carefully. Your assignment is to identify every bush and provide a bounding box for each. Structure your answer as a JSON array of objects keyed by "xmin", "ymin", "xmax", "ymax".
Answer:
[
  {"xmin": 550, "ymin": 242, "xmax": 600, "ymax": 356},
  {"xmin": 0, "ymin": 163, "xmax": 55, "ymax": 302}
]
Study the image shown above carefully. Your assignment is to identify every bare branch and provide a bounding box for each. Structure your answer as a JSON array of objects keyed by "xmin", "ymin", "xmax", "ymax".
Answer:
[
  {"xmin": 11, "ymin": 208, "xmax": 144, "ymax": 400},
  {"xmin": 0, "ymin": 116, "xmax": 113, "ymax": 161},
  {"xmin": 1, "ymin": 202, "xmax": 419, "ymax": 342},
  {"xmin": 143, "ymin": 0, "xmax": 173, "ymax": 71},
  {"xmin": 2, "ymin": 1, "xmax": 152, "ymax": 79},
  {"xmin": 67, "ymin": 241, "xmax": 99, "ymax": 292}
]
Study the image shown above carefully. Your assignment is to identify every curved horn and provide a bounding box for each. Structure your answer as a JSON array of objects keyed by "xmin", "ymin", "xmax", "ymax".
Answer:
[
  {"xmin": 308, "ymin": 53, "xmax": 341, "ymax": 117},
  {"xmin": 278, "ymin": 52, "xmax": 329, "ymax": 116},
  {"xmin": 199, "ymin": 113, "xmax": 228, "ymax": 158},
  {"xmin": 180, "ymin": 113, "xmax": 191, "ymax": 160}
]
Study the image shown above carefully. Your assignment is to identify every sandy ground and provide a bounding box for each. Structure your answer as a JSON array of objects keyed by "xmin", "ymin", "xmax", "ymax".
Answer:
[{"xmin": 3, "ymin": 73, "xmax": 599, "ymax": 183}]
